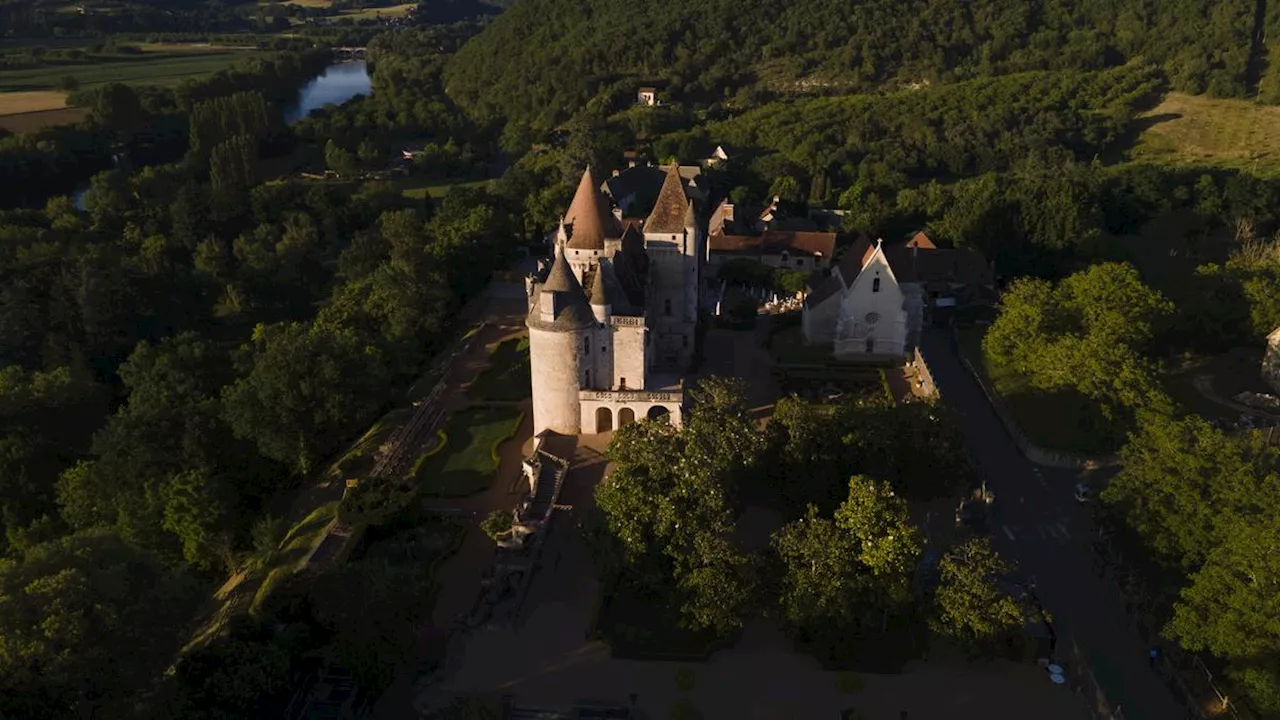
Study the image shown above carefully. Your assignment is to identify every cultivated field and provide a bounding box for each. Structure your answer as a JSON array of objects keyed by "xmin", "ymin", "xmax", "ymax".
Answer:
[
  {"xmin": 1132, "ymin": 92, "xmax": 1280, "ymax": 172},
  {"xmin": 0, "ymin": 107, "xmax": 87, "ymax": 133},
  {"xmin": 340, "ymin": 2, "xmax": 416, "ymax": 19},
  {"xmin": 0, "ymin": 90, "xmax": 67, "ymax": 115},
  {"xmin": 0, "ymin": 49, "xmax": 262, "ymax": 93}
]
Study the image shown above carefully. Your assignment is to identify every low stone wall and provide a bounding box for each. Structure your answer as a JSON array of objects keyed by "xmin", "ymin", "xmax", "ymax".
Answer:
[
  {"xmin": 909, "ymin": 346, "xmax": 938, "ymax": 398},
  {"xmin": 950, "ymin": 334, "xmax": 1119, "ymax": 470}
]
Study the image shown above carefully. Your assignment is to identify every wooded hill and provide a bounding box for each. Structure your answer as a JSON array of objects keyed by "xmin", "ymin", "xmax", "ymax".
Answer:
[{"xmin": 443, "ymin": 0, "xmax": 1268, "ymax": 130}]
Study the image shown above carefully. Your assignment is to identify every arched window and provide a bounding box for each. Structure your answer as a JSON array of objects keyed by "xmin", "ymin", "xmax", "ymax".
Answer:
[{"xmin": 872, "ymin": 277, "xmax": 881, "ymax": 293}]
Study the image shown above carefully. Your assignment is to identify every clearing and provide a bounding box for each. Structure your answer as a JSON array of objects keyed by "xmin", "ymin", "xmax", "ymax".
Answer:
[{"xmin": 1130, "ymin": 92, "xmax": 1280, "ymax": 172}]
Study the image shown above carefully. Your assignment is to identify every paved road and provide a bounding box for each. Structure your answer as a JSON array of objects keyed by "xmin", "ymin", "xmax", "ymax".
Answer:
[{"xmin": 921, "ymin": 331, "xmax": 1187, "ymax": 720}]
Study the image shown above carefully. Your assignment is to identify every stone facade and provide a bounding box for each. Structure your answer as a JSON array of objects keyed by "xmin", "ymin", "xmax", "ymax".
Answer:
[
  {"xmin": 526, "ymin": 166, "xmax": 700, "ymax": 436},
  {"xmin": 832, "ymin": 242, "xmax": 909, "ymax": 360}
]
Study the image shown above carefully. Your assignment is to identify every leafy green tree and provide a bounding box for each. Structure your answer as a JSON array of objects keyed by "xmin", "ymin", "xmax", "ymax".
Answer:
[
  {"xmin": 984, "ymin": 262, "xmax": 1173, "ymax": 416},
  {"xmin": 1101, "ymin": 413, "xmax": 1280, "ymax": 571},
  {"xmin": 596, "ymin": 377, "xmax": 760, "ymax": 634},
  {"xmin": 480, "ymin": 508, "xmax": 511, "ymax": 541},
  {"xmin": 930, "ymin": 537, "xmax": 1024, "ymax": 655},
  {"xmin": 171, "ymin": 634, "xmax": 292, "ymax": 720},
  {"xmin": 222, "ymin": 321, "xmax": 389, "ymax": 475},
  {"xmin": 1166, "ymin": 518, "xmax": 1280, "ymax": 715},
  {"xmin": 0, "ymin": 530, "xmax": 201, "ymax": 720},
  {"xmin": 772, "ymin": 504, "xmax": 863, "ymax": 633}
]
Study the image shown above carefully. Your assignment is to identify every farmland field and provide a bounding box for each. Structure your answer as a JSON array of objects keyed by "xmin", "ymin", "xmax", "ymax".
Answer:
[
  {"xmin": 1131, "ymin": 92, "xmax": 1280, "ymax": 173},
  {"xmin": 0, "ymin": 107, "xmax": 87, "ymax": 133},
  {"xmin": 0, "ymin": 90, "xmax": 67, "ymax": 115},
  {"xmin": 0, "ymin": 49, "xmax": 263, "ymax": 93}
]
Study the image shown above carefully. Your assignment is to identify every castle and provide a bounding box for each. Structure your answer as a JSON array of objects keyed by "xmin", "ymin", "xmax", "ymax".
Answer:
[{"xmin": 525, "ymin": 166, "xmax": 702, "ymax": 435}]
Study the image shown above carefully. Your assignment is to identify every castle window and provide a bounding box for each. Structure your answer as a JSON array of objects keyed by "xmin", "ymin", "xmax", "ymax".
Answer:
[
  {"xmin": 584, "ymin": 335, "xmax": 590, "ymax": 354},
  {"xmin": 620, "ymin": 377, "xmax": 627, "ymax": 389},
  {"xmin": 584, "ymin": 369, "xmax": 591, "ymax": 387},
  {"xmin": 872, "ymin": 277, "xmax": 881, "ymax": 293},
  {"xmin": 664, "ymin": 299, "xmax": 672, "ymax": 316}
]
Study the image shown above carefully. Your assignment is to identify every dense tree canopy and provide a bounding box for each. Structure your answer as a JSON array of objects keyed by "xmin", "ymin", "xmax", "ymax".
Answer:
[{"xmin": 446, "ymin": 0, "xmax": 1259, "ymax": 130}]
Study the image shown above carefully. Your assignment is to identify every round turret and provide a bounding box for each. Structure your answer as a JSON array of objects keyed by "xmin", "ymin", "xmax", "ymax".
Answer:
[{"xmin": 528, "ymin": 248, "xmax": 591, "ymax": 435}]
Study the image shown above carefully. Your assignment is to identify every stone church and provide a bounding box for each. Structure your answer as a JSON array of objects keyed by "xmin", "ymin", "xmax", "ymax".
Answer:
[{"xmin": 525, "ymin": 166, "xmax": 702, "ymax": 435}]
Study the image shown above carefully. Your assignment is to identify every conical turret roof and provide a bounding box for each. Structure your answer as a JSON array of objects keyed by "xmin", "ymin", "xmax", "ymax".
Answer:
[
  {"xmin": 564, "ymin": 166, "xmax": 621, "ymax": 250},
  {"xmin": 588, "ymin": 265, "xmax": 609, "ymax": 306},
  {"xmin": 543, "ymin": 246, "xmax": 581, "ymax": 293},
  {"xmin": 645, "ymin": 164, "xmax": 690, "ymax": 234}
]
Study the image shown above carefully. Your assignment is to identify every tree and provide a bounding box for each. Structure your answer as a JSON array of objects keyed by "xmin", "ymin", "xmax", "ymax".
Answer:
[
  {"xmin": 171, "ymin": 634, "xmax": 292, "ymax": 720},
  {"xmin": 0, "ymin": 530, "xmax": 201, "ymax": 720},
  {"xmin": 480, "ymin": 508, "xmax": 511, "ymax": 541},
  {"xmin": 1101, "ymin": 413, "xmax": 1280, "ymax": 571},
  {"xmin": 1166, "ymin": 518, "xmax": 1280, "ymax": 715},
  {"xmin": 222, "ymin": 321, "xmax": 389, "ymax": 475},
  {"xmin": 595, "ymin": 377, "xmax": 761, "ymax": 634},
  {"xmin": 930, "ymin": 538, "xmax": 1024, "ymax": 655},
  {"xmin": 983, "ymin": 262, "xmax": 1173, "ymax": 417},
  {"xmin": 772, "ymin": 504, "xmax": 863, "ymax": 633}
]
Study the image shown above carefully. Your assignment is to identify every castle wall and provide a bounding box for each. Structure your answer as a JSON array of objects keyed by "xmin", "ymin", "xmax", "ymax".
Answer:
[
  {"xmin": 645, "ymin": 231, "xmax": 699, "ymax": 369},
  {"xmin": 610, "ymin": 319, "xmax": 647, "ymax": 390},
  {"xmin": 529, "ymin": 325, "xmax": 583, "ymax": 435},
  {"xmin": 583, "ymin": 324, "xmax": 614, "ymax": 392},
  {"xmin": 579, "ymin": 391, "xmax": 684, "ymax": 434}
]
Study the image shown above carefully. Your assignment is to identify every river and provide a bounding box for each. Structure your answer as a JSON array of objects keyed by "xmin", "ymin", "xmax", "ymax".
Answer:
[
  {"xmin": 283, "ymin": 60, "xmax": 373, "ymax": 124},
  {"xmin": 73, "ymin": 60, "xmax": 372, "ymax": 209}
]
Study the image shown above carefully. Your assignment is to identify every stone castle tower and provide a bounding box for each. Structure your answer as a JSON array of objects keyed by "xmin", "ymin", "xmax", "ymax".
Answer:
[{"xmin": 526, "ymin": 165, "xmax": 701, "ymax": 435}]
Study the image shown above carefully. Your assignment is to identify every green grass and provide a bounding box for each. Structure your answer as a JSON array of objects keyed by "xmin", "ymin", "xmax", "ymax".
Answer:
[
  {"xmin": 957, "ymin": 326, "xmax": 1121, "ymax": 454},
  {"xmin": 468, "ymin": 336, "xmax": 531, "ymax": 401},
  {"xmin": 396, "ymin": 177, "xmax": 491, "ymax": 199},
  {"xmin": 1130, "ymin": 92, "xmax": 1280, "ymax": 174},
  {"xmin": 415, "ymin": 407, "xmax": 523, "ymax": 496},
  {"xmin": 0, "ymin": 50, "xmax": 263, "ymax": 92}
]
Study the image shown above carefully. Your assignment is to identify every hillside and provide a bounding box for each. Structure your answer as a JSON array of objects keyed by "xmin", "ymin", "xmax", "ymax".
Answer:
[{"xmin": 444, "ymin": 0, "xmax": 1262, "ymax": 130}]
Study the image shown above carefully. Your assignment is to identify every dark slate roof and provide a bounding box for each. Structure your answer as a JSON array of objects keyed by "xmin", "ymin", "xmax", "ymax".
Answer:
[
  {"xmin": 565, "ymin": 166, "xmax": 622, "ymax": 250},
  {"xmin": 588, "ymin": 264, "xmax": 609, "ymax": 306},
  {"xmin": 529, "ymin": 251, "xmax": 597, "ymax": 331},
  {"xmin": 804, "ymin": 275, "xmax": 843, "ymax": 309},
  {"xmin": 883, "ymin": 245, "xmax": 993, "ymax": 286},
  {"xmin": 543, "ymin": 249, "xmax": 580, "ymax": 292},
  {"xmin": 644, "ymin": 165, "xmax": 690, "ymax": 234}
]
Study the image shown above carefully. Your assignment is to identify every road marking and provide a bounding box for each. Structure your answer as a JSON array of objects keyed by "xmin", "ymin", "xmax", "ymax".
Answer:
[
  {"xmin": 1003, "ymin": 525, "xmax": 1016, "ymax": 540},
  {"xmin": 1056, "ymin": 522, "xmax": 1070, "ymax": 539}
]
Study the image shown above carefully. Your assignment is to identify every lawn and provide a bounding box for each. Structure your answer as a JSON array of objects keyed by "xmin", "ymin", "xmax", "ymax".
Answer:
[
  {"xmin": 396, "ymin": 177, "xmax": 491, "ymax": 199},
  {"xmin": 1130, "ymin": 92, "xmax": 1280, "ymax": 174},
  {"xmin": 468, "ymin": 336, "xmax": 531, "ymax": 401},
  {"xmin": 415, "ymin": 407, "xmax": 524, "ymax": 496},
  {"xmin": 956, "ymin": 326, "xmax": 1122, "ymax": 454},
  {"xmin": 0, "ymin": 49, "xmax": 263, "ymax": 92},
  {"xmin": 341, "ymin": 2, "xmax": 416, "ymax": 19}
]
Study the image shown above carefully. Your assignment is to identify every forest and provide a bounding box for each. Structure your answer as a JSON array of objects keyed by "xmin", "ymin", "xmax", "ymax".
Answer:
[
  {"xmin": 444, "ymin": 0, "xmax": 1268, "ymax": 131},
  {"xmin": 2, "ymin": 0, "xmax": 1280, "ymax": 714},
  {"xmin": 0, "ymin": 28, "xmax": 527, "ymax": 719}
]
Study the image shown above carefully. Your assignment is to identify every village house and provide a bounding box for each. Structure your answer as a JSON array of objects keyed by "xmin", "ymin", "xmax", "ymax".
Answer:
[
  {"xmin": 703, "ymin": 198, "xmax": 837, "ymax": 277},
  {"xmin": 802, "ymin": 232, "xmax": 994, "ymax": 361}
]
